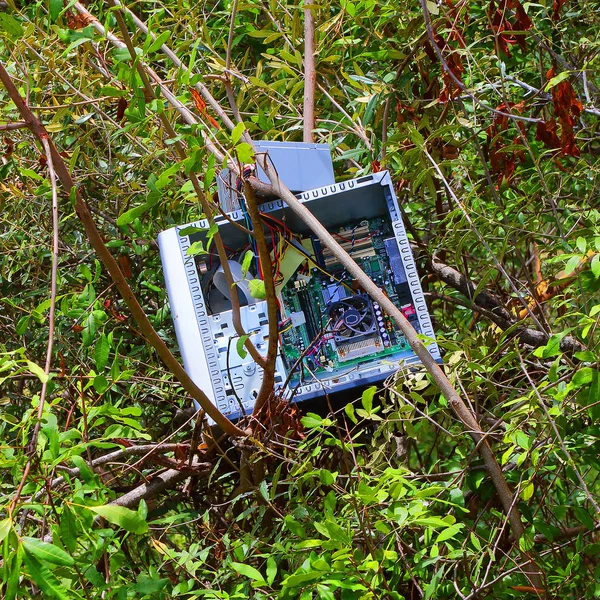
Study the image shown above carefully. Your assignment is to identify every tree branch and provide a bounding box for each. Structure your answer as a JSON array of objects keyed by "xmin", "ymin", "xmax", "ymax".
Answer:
[
  {"xmin": 242, "ymin": 182, "xmax": 279, "ymax": 417},
  {"xmin": 428, "ymin": 258, "xmax": 584, "ymax": 354},
  {"xmin": 250, "ymin": 163, "xmax": 542, "ymax": 586},
  {"xmin": 303, "ymin": 0, "xmax": 316, "ymax": 142}
]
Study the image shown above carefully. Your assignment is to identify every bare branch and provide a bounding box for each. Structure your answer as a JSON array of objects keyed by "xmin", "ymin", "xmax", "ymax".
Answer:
[
  {"xmin": 251, "ymin": 163, "xmax": 542, "ymax": 583},
  {"xmin": 0, "ymin": 121, "xmax": 26, "ymax": 131},
  {"xmin": 8, "ymin": 135, "xmax": 60, "ymax": 514},
  {"xmin": 303, "ymin": 0, "xmax": 316, "ymax": 142},
  {"xmin": 428, "ymin": 259, "xmax": 584, "ymax": 354}
]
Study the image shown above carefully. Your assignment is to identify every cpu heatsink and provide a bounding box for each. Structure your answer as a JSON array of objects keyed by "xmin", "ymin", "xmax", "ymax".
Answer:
[{"xmin": 337, "ymin": 338, "xmax": 382, "ymax": 362}]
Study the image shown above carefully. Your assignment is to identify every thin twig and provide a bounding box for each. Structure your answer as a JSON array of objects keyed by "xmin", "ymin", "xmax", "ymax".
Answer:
[
  {"xmin": 8, "ymin": 135, "xmax": 60, "ymax": 514},
  {"xmin": 226, "ymin": 0, "xmax": 239, "ymax": 73},
  {"xmin": 303, "ymin": 0, "xmax": 316, "ymax": 142},
  {"xmin": 0, "ymin": 121, "xmax": 27, "ymax": 131}
]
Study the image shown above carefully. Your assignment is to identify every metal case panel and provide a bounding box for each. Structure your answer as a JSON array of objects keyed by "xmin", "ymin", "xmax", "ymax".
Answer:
[{"xmin": 217, "ymin": 141, "xmax": 335, "ymax": 212}]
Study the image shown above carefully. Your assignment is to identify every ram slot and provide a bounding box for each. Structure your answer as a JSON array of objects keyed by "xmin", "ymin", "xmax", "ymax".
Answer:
[{"xmin": 298, "ymin": 285, "xmax": 320, "ymax": 341}]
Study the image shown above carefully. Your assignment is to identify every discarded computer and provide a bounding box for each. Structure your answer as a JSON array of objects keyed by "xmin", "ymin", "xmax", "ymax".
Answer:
[{"xmin": 159, "ymin": 147, "xmax": 440, "ymax": 421}]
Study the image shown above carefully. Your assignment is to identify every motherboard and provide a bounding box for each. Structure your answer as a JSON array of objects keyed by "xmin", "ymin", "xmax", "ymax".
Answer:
[{"xmin": 278, "ymin": 217, "xmax": 421, "ymax": 387}]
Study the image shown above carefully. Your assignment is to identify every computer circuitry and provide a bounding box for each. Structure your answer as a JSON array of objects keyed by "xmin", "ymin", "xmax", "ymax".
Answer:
[{"xmin": 278, "ymin": 217, "xmax": 420, "ymax": 387}]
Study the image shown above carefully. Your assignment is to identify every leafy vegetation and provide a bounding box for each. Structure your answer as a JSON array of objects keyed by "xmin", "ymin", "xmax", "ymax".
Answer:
[{"xmin": 1, "ymin": 0, "xmax": 600, "ymax": 598}]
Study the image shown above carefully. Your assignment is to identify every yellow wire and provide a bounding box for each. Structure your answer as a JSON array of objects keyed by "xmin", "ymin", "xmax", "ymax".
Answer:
[{"xmin": 281, "ymin": 237, "xmax": 353, "ymax": 293}]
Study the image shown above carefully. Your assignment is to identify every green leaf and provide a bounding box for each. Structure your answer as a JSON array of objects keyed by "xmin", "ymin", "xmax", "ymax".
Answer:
[
  {"xmin": 301, "ymin": 414, "xmax": 324, "ymax": 428},
  {"xmin": 248, "ymin": 279, "xmax": 266, "ymax": 299},
  {"xmin": 266, "ymin": 556, "xmax": 277, "ymax": 585},
  {"xmin": 284, "ymin": 515, "xmax": 306, "ymax": 538},
  {"xmin": 573, "ymin": 367, "xmax": 596, "ymax": 387},
  {"xmin": 4, "ymin": 544, "xmax": 23, "ymax": 600},
  {"xmin": 88, "ymin": 504, "xmax": 148, "ymax": 534},
  {"xmin": 205, "ymin": 222, "xmax": 219, "ymax": 247},
  {"xmin": 591, "ymin": 254, "xmax": 600, "ymax": 279},
  {"xmin": 49, "ymin": 0, "xmax": 62, "ymax": 22},
  {"xmin": 26, "ymin": 361, "xmax": 48, "ymax": 383},
  {"xmin": 521, "ymin": 482, "xmax": 535, "ymax": 501},
  {"xmin": 564, "ymin": 254, "xmax": 582, "ymax": 275},
  {"xmin": 147, "ymin": 30, "xmax": 170, "ymax": 53},
  {"xmin": 532, "ymin": 332, "xmax": 565, "ymax": 359},
  {"xmin": 545, "ymin": 71, "xmax": 571, "ymax": 90},
  {"xmin": 236, "ymin": 142, "xmax": 254, "ymax": 164},
  {"xmin": 435, "ymin": 523, "xmax": 464, "ymax": 543},
  {"xmin": 241, "ymin": 250, "xmax": 254, "ymax": 277},
  {"xmin": 71, "ymin": 454, "xmax": 96, "ymax": 483},
  {"xmin": 93, "ymin": 374, "xmax": 109, "ymax": 394},
  {"xmin": 22, "ymin": 537, "xmax": 74, "ymax": 566},
  {"xmin": 186, "ymin": 240, "xmax": 206, "ymax": 256},
  {"xmin": 344, "ymin": 402, "xmax": 357, "ymax": 424},
  {"xmin": 283, "ymin": 570, "xmax": 322, "ymax": 588},
  {"xmin": 236, "ymin": 335, "xmax": 249, "ymax": 359},
  {"xmin": 0, "ymin": 13, "xmax": 24, "ymax": 39},
  {"xmin": 231, "ymin": 561, "xmax": 265, "ymax": 583},
  {"xmin": 361, "ymin": 386, "xmax": 376, "ymax": 413},
  {"xmin": 117, "ymin": 202, "xmax": 154, "ymax": 226},
  {"xmin": 0, "ymin": 518, "xmax": 12, "ymax": 543},
  {"xmin": 59, "ymin": 506, "xmax": 78, "ymax": 553},
  {"xmin": 178, "ymin": 225, "xmax": 206, "ymax": 237},
  {"xmin": 22, "ymin": 551, "xmax": 69, "ymax": 600},
  {"xmin": 231, "ymin": 122, "xmax": 246, "ymax": 145},
  {"xmin": 94, "ymin": 334, "xmax": 110, "ymax": 370}
]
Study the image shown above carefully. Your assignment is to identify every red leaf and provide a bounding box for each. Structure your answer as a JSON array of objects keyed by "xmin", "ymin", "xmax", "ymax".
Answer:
[
  {"xmin": 189, "ymin": 88, "xmax": 207, "ymax": 113},
  {"xmin": 547, "ymin": 68, "xmax": 583, "ymax": 156},
  {"xmin": 116, "ymin": 97, "xmax": 127, "ymax": 121},
  {"xmin": 439, "ymin": 52, "xmax": 464, "ymax": 102},
  {"xmin": 190, "ymin": 88, "xmax": 220, "ymax": 130},
  {"xmin": 552, "ymin": 0, "xmax": 568, "ymax": 20},
  {"xmin": 118, "ymin": 254, "xmax": 132, "ymax": 279},
  {"xmin": 66, "ymin": 10, "xmax": 93, "ymax": 30},
  {"xmin": 535, "ymin": 119, "xmax": 560, "ymax": 150},
  {"xmin": 488, "ymin": 0, "xmax": 532, "ymax": 55}
]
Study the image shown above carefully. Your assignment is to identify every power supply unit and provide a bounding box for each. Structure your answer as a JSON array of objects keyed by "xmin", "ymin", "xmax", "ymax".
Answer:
[{"xmin": 159, "ymin": 170, "xmax": 441, "ymax": 422}]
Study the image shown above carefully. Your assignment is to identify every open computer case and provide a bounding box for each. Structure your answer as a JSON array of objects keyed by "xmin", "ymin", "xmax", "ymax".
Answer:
[{"xmin": 159, "ymin": 169, "xmax": 441, "ymax": 421}]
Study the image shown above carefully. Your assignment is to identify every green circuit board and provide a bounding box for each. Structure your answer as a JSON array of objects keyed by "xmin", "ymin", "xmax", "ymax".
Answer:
[{"xmin": 279, "ymin": 217, "xmax": 420, "ymax": 384}]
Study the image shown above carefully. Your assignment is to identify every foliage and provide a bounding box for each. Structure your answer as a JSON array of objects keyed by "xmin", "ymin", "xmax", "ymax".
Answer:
[{"xmin": 1, "ymin": 0, "xmax": 600, "ymax": 598}]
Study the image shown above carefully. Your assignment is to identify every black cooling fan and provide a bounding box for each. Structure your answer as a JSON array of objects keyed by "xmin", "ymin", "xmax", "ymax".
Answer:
[{"xmin": 328, "ymin": 295, "xmax": 376, "ymax": 342}]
